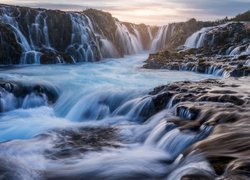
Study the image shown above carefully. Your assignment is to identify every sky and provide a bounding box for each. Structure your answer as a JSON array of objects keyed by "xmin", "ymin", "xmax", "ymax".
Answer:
[{"xmin": 2, "ymin": 0, "xmax": 250, "ymax": 25}]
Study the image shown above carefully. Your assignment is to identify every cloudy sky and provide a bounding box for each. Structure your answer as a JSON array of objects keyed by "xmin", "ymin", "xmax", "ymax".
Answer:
[{"xmin": 2, "ymin": 0, "xmax": 250, "ymax": 25}]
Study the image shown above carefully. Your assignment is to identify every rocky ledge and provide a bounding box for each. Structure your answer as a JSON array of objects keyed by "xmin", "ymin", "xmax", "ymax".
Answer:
[
  {"xmin": 144, "ymin": 21, "xmax": 250, "ymax": 77},
  {"xmin": 0, "ymin": 80, "xmax": 59, "ymax": 112},
  {"xmin": 150, "ymin": 77, "xmax": 250, "ymax": 179},
  {"xmin": 143, "ymin": 50, "xmax": 250, "ymax": 77}
]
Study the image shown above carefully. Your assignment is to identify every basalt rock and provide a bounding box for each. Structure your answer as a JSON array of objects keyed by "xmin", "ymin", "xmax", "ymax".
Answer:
[
  {"xmin": 0, "ymin": 80, "xmax": 59, "ymax": 112},
  {"xmin": 45, "ymin": 127, "xmax": 120, "ymax": 159},
  {"xmin": 0, "ymin": 22, "xmax": 22, "ymax": 64},
  {"xmin": 143, "ymin": 49, "xmax": 250, "ymax": 77},
  {"xmin": 149, "ymin": 77, "xmax": 250, "ymax": 178}
]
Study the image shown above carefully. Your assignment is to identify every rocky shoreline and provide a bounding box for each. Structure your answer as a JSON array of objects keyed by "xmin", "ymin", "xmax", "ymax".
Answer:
[{"xmin": 149, "ymin": 77, "xmax": 250, "ymax": 179}]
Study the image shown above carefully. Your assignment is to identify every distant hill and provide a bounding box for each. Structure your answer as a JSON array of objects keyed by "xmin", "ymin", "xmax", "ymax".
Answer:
[{"xmin": 231, "ymin": 10, "xmax": 250, "ymax": 21}]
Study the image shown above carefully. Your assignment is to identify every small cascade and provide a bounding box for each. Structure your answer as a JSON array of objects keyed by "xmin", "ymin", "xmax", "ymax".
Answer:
[
  {"xmin": 112, "ymin": 96, "xmax": 154, "ymax": 121},
  {"xmin": 27, "ymin": 10, "xmax": 51, "ymax": 50},
  {"xmin": 66, "ymin": 13, "xmax": 102, "ymax": 62},
  {"xmin": 176, "ymin": 106, "xmax": 196, "ymax": 120},
  {"xmin": 20, "ymin": 51, "xmax": 42, "ymax": 64},
  {"xmin": 115, "ymin": 21, "xmax": 143, "ymax": 54},
  {"xmin": 144, "ymin": 121, "xmax": 176, "ymax": 145},
  {"xmin": 65, "ymin": 91, "xmax": 154, "ymax": 122},
  {"xmin": 225, "ymin": 46, "xmax": 235, "ymax": 55},
  {"xmin": 156, "ymin": 126, "xmax": 212, "ymax": 160},
  {"xmin": 166, "ymin": 153, "xmax": 215, "ymax": 179},
  {"xmin": 229, "ymin": 46, "xmax": 242, "ymax": 56},
  {"xmin": 184, "ymin": 27, "xmax": 213, "ymax": 49},
  {"xmin": 22, "ymin": 93, "xmax": 48, "ymax": 109},
  {"xmin": 166, "ymin": 94, "xmax": 178, "ymax": 109},
  {"xmin": 0, "ymin": 8, "xmax": 32, "ymax": 52},
  {"xmin": 100, "ymin": 38, "xmax": 119, "ymax": 58},
  {"xmin": 147, "ymin": 26, "xmax": 153, "ymax": 40},
  {"xmin": 178, "ymin": 62, "xmax": 228, "ymax": 77},
  {"xmin": 151, "ymin": 25, "xmax": 170, "ymax": 52},
  {"xmin": 0, "ymin": 89, "xmax": 49, "ymax": 112},
  {"xmin": 0, "ymin": 8, "xmax": 54, "ymax": 64},
  {"xmin": 246, "ymin": 60, "xmax": 250, "ymax": 67},
  {"xmin": 0, "ymin": 89, "xmax": 17, "ymax": 112}
]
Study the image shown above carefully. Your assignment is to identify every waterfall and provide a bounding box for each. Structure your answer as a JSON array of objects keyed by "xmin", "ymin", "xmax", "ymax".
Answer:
[
  {"xmin": 156, "ymin": 126, "xmax": 212, "ymax": 160},
  {"xmin": 151, "ymin": 25, "xmax": 169, "ymax": 52},
  {"xmin": 115, "ymin": 21, "xmax": 143, "ymax": 54},
  {"xmin": 0, "ymin": 9, "xmax": 31, "ymax": 52},
  {"xmin": 183, "ymin": 22, "xmax": 249, "ymax": 56},
  {"xmin": 147, "ymin": 26, "xmax": 153, "ymax": 40},
  {"xmin": 0, "ymin": 89, "xmax": 17, "ymax": 112},
  {"xmin": 66, "ymin": 13, "xmax": 102, "ymax": 62},
  {"xmin": 22, "ymin": 93, "xmax": 48, "ymax": 109},
  {"xmin": 184, "ymin": 27, "xmax": 213, "ymax": 49},
  {"xmin": 0, "ymin": 8, "xmax": 54, "ymax": 64},
  {"xmin": 100, "ymin": 38, "xmax": 119, "ymax": 58},
  {"xmin": 0, "ymin": 5, "xmax": 154, "ymax": 64},
  {"xmin": 246, "ymin": 60, "xmax": 250, "ymax": 67}
]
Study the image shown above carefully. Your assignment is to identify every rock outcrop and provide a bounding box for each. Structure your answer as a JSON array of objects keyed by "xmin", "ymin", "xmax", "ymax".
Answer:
[
  {"xmin": 0, "ymin": 80, "xmax": 59, "ymax": 112},
  {"xmin": 149, "ymin": 77, "xmax": 250, "ymax": 179},
  {"xmin": 143, "ymin": 49, "xmax": 250, "ymax": 77}
]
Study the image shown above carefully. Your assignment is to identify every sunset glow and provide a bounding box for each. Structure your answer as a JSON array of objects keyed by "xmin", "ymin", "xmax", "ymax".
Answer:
[{"xmin": 2, "ymin": 0, "xmax": 250, "ymax": 25}]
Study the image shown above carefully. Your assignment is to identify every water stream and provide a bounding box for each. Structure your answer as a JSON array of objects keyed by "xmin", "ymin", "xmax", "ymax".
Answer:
[{"xmin": 0, "ymin": 53, "xmax": 216, "ymax": 179}]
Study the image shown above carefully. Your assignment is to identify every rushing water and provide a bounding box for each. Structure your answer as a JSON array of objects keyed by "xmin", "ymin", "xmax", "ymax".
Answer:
[{"xmin": 0, "ymin": 53, "xmax": 216, "ymax": 179}]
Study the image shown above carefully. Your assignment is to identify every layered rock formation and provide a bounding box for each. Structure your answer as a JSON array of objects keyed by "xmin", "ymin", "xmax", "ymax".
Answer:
[
  {"xmin": 144, "ymin": 49, "xmax": 250, "ymax": 77},
  {"xmin": 150, "ymin": 77, "xmax": 250, "ymax": 179}
]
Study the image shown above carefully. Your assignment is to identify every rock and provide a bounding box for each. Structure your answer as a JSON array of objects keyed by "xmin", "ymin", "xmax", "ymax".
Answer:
[
  {"xmin": 230, "ymin": 66, "xmax": 250, "ymax": 77},
  {"xmin": 0, "ymin": 80, "xmax": 59, "ymax": 112},
  {"xmin": 149, "ymin": 77, "xmax": 250, "ymax": 177}
]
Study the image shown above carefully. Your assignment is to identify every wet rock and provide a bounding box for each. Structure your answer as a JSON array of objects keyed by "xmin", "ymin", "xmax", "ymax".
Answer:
[
  {"xmin": 149, "ymin": 77, "xmax": 250, "ymax": 177},
  {"xmin": 181, "ymin": 174, "xmax": 214, "ymax": 180},
  {"xmin": 0, "ymin": 80, "xmax": 59, "ymax": 112},
  {"xmin": 0, "ymin": 23, "xmax": 22, "ymax": 64},
  {"xmin": 45, "ymin": 127, "xmax": 120, "ymax": 159},
  {"xmin": 230, "ymin": 66, "xmax": 250, "ymax": 77}
]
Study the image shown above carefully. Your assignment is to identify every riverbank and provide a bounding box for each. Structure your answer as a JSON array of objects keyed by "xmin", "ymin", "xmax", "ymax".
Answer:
[{"xmin": 143, "ymin": 49, "xmax": 250, "ymax": 77}]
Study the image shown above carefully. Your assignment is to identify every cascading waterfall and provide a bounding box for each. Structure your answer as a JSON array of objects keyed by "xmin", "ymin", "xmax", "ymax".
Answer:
[
  {"xmin": 66, "ymin": 13, "xmax": 101, "ymax": 62},
  {"xmin": 0, "ymin": 8, "xmax": 51, "ymax": 64},
  {"xmin": 151, "ymin": 25, "xmax": 171, "ymax": 52},
  {"xmin": 115, "ymin": 21, "xmax": 143, "ymax": 54},
  {"xmin": 147, "ymin": 26, "xmax": 153, "ymax": 40},
  {"xmin": 184, "ymin": 27, "xmax": 213, "ymax": 49},
  {"xmin": 228, "ymin": 44, "xmax": 250, "ymax": 56},
  {"xmin": 0, "ymin": 5, "xmax": 156, "ymax": 64},
  {"xmin": 183, "ymin": 22, "xmax": 250, "ymax": 58}
]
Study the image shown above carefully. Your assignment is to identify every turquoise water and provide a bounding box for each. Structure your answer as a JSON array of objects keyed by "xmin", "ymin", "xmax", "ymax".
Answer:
[
  {"xmin": 0, "ymin": 53, "xmax": 214, "ymax": 141},
  {"xmin": 0, "ymin": 53, "xmax": 216, "ymax": 179}
]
